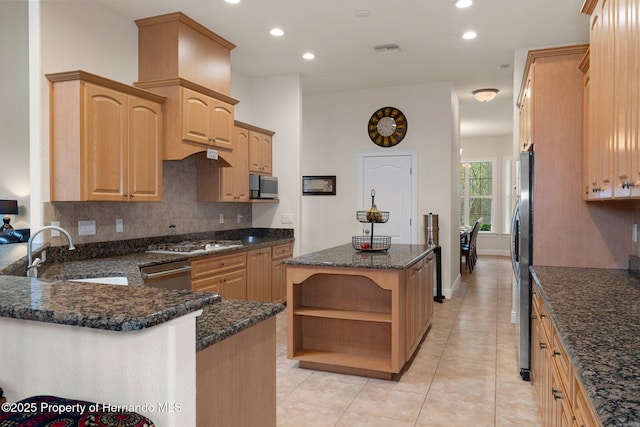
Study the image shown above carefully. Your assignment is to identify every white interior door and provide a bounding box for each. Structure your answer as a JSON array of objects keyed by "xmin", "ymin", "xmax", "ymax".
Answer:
[{"xmin": 358, "ymin": 151, "xmax": 415, "ymax": 244}]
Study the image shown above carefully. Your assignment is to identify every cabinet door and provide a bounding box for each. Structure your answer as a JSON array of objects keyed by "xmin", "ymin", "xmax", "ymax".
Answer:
[
  {"xmin": 84, "ymin": 83, "xmax": 128, "ymax": 201},
  {"xmin": 249, "ymin": 130, "xmax": 273, "ymax": 174},
  {"xmin": 211, "ymin": 99, "xmax": 234, "ymax": 150},
  {"xmin": 271, "ymin": 259, "xmax": 286, "ymax": 304},
  {"xmin": 218, "ymin": 269, "xmax": 247, "ymax": 300},
  {"xmin": 614, "ymin": 0, "xmax": 633, "ymax": 198},
  {"xmin": 233, "ymin": 126, "xmax": 250, "ymax": 201},
  {"xmin": 127, "ymin": 95, "xmax": 162, "ymax": 201},
  {"xmin": 182, "ymin": 88, "xmax": 213, "ymax": 146},
  {"xmin": 247, "ymin": 248, "xmax": 271, "ymax": 302}
]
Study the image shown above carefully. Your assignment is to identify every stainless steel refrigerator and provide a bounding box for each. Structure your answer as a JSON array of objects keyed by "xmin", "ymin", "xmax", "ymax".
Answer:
[{"xmin": 511, "ymin": 150, "xmax": 533, "ymax": 381}]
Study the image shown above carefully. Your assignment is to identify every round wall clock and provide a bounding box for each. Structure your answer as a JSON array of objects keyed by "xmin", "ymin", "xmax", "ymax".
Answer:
[{"xmin": 367, "ymin": 106, "xmax": 408, "ymax": 147}]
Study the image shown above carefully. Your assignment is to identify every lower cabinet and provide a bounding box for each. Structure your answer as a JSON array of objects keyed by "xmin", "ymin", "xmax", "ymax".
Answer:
[
  {"xmin": 405, "ymin": 252, "xmax": 435, "ymax": 356},
  {"xmin": 191, "ymin": 252, "xmax": 247, "ymax": 299},
  {"xmin": 247, "ymin": 248, "xmax": 272, "ymax": 302},
  {"xmin": 271, "ymin": 242, "xmax": 293, "ymax": 304},
  {"xmin": 531, "ymin": 286, "xmax": 600, "ymax": 427},
  {"xmin": 191, "ymin": 242, "xmax": 294, "ymax": 303}
]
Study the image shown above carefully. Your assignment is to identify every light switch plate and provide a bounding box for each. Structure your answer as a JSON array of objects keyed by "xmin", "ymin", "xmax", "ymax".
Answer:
[
  {"xmin": 281, "ymin": 214, "xmax": 293, "ymax": 224},
  {"xmin": 78, "ymin": 220, "xmax": 96, "ymax": 236},
  {"xmin": 207, "ymin": 148, "xmax": 219, "ymax": 160},
  {"xmin": 219, "ymin": 213, "xmax": 224, "ymax": 224}
]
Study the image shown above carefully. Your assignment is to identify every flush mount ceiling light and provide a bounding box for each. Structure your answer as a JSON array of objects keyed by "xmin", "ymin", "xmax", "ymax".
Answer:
[
  {"xmin": 302, "ymin": 52, "xmax": 315, "ymax": 60},
  {"xmin": 270, "ymin": 28, "xmax": 284, "ymax": 37},
  {"xmin": 454, "ymin": 0, "xmax": 473, "ymax": 8},
  {"xmin": 355, "ymin": 9, "xmax": 371, "ymax": 18},
  {"xmin": 224, "ymin": 0, "xmax": 241, "ymax": 4},
  {"xmin": 472, "ymin": 88, "xmax": 499, "ymax": 102},
  {"xmin": 462, "ymin": 31, "xmax": 477, "ymax": 40}
]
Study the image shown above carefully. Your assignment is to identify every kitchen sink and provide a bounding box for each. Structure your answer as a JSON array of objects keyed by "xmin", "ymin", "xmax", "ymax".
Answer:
[{"xmin": 68, "ymin": 276, "xmax": 128, "ymax": 286}]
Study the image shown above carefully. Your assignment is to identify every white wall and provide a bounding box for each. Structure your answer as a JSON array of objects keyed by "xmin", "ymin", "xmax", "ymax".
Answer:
[
  {"xmin": 302, "ymin": 82, "xmax": 461, "ymax": 297},
  {"xmin": 1, "ymin": 2, "xmax": 30, "ymax": 229},
  {"xmin": 461, "ymin": 134, "xmax": 513, "ymax": 256}
]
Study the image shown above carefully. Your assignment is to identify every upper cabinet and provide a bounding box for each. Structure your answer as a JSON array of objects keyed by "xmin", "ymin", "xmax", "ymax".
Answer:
[
  {"xmin": 135, "ymin": 12, "xmax": 235, "ymax": 96},
  {"xmin": 47, "ymin": 71, "xmax": 165, "ymax": 202},
  {"xmin": 135, "ymin": 12, "xmax": 239, "ymax": 160},
  {"xmin": 582, "ymin": 0, "xmax": 640, "ymax": 199},
  {"xmin": 248, "ymin": 126, "xmax": 274, "ymax": 175}
]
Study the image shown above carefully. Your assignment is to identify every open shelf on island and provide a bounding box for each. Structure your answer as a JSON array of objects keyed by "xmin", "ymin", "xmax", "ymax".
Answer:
[
  {"xmin": 293, "ymin": 307, "xmax": 391, "ymax": 323},
  {"xmin": 292, "ymin": 348, "xmax": 392, "ymax": 372}
]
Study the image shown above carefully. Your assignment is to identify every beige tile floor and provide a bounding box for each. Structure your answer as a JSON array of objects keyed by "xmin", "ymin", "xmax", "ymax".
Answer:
[{"xmin": 275, "ymin": 255, "xmax": 541, "ymax": 427}]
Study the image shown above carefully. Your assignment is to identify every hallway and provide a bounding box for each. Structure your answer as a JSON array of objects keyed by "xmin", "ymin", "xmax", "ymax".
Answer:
[{"xmin": 275, "ymin": 255, "xmax": 540, "ymax": 426}]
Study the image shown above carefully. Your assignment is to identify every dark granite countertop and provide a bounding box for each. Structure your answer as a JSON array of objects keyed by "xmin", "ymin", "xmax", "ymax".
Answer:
[
  {"xmin": 0, "ymin": 229, "xmax": 293, "ymax": 350},
  {"xmin": 196, "ymin": 299, "xmax": 285, "ymax": 351},
  {"xmin": 0, "ymin": 275, "xmax": 219, "ymax": 331},
  {"xmin": 283, "ymin": 243, "xmax": 435, "ymax": 270},
  {"xmin": 530, "ymin": 266, "xmax": 640, "ymax": 427}
]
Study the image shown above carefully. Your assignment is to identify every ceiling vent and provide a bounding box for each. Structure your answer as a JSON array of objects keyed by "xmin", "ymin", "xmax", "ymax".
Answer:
[{"xmin": 373, "ymin": 43, "xmax": 401, "ymax": 54}]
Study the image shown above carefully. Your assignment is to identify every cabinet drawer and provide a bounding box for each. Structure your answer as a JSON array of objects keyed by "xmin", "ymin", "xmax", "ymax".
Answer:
[
  {"xmin": 272, "ymin": 242, "xmax": 293, "ymax": 260},
  {"xmin": 191, "ymin": 252, "xmax": 247, "ymax": 280},
  {"xmin": 552, "ymin": 329, "xmax": 573, "ymax": 405}
]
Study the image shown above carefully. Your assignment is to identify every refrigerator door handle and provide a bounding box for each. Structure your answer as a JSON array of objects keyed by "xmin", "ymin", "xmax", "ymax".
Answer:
[{"xmin": 510, "ymin": 202, "xmax": 520, "ymax": 277}]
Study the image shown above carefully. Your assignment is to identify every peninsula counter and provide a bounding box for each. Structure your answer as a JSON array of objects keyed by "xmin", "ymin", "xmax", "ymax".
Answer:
[{"xmin": 284, "ymin": 243, "xmax": 436, "ymax": 379}]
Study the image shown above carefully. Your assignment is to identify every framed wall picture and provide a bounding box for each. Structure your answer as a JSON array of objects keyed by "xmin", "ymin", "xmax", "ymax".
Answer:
[{"xmin": 302, "ymin": 176, "xmax": 336, "ymax": 195}]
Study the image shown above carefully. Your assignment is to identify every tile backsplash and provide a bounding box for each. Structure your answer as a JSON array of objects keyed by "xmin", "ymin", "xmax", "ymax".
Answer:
[{"xmin": 43, "ymin": 155, "xmax": 252, "ymax": 245}]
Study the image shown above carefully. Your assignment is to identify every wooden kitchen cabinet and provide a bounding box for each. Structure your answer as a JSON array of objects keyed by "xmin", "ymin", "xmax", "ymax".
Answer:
[
  {"xmin": 182, "ymin": 87, "xmax": 234, "ymax": 150},
  {"xmin": 134, "ymin": 79, "xmax": 239, "ymax": 161},
  {"xmin": 271, "ymin": 242, "xmax": 293, "ymax": 304},
  {"xmin": 249, "ymin": 128, "xmax": 273, "ymax": 175},
  {"xmin": 136, "ymin": 12, "xmax": 235, "ymax": 96},
  {"xmin": 47, "ymin": 71, "xmax": 164, "ymax": 202},
  {"xmin": 191, "ymin": 252, "xmax": 247, "ymax": 299},
  {"xmin": 247, "ymin": 247, "xmax": 272, "ymax": 302},
  {"xmin": 531, "ymin": 285, "xmax": 600, "ymax": 427},
  {"xmin": 582, "ymin": 0, "xmax": 640, "ymax": 199},
  {"xmin": 405, "ymin": 252, "xmax": 434, "ymax": 356}
]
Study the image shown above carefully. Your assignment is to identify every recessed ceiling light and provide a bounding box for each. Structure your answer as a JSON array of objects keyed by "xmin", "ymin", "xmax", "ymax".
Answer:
[
  {"xmin": 225, "ymin": 0, "xmax": 241, "ymax": 4},
  {"xmin": 454, "ymin": 0, "xmax": 473, "ymax": 8},
  {"xmin": 462, "ymin": 31, "xmax": 477, "ymax": 40},
  {"xmin": 270, "ymin": 28, "xmax": 285, "ymax": 37},
  {"xmin": 498, "ymin": 63, "xmax": 511, "ymax": 69},
  {"xmin": 302, "ymin": 52, "xmax": 315, "ymax": 60},
  {"xmin": 355, "ymin": 10, "xmax": 371, "ymax": 18}
]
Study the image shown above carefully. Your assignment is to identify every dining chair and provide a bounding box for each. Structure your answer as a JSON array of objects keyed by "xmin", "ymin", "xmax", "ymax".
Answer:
[{"xmin": 461, "ymin": 220, "xmax": 481, "ymax": 273}]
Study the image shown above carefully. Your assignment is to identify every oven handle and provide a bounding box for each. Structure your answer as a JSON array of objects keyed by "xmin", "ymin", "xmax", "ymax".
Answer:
[{"xmin": 141, "ymin": 265, "xmax": 192, "ymax": 280}]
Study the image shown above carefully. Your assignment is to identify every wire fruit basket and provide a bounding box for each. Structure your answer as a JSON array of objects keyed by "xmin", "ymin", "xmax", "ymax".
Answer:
[
  {"xmin": 353, "ymin": 189, "xmax": 391, "ymax": 252},
  {"xmin": 352, "ymin": 235, "xmax": 391, "ymax": 252}
]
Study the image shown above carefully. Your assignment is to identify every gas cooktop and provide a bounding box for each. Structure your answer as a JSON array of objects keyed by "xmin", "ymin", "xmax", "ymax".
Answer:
[{"xmin": 146, "ymin": 240, "xmax": 243, "ymax": 255}]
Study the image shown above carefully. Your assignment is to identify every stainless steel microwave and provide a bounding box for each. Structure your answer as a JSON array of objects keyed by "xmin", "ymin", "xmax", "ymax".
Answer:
[{"xmin": 249, "ymin": 174, "xmax": 278, "ymax": 199}]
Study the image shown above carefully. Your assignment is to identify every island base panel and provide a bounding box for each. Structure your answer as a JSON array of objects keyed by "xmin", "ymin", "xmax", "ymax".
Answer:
[
  {"xmin": 196, "ymin": 316, "xmax": 276, "ymax": 427},
  {"xmin": 299, "ymin": 360, "xmax": 396, "ymax": 380}
]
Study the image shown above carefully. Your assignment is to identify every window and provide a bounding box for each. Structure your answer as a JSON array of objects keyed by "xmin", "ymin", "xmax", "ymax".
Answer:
[{"xmin": 460, "ymin": 160, "xmax": 495, "ymax": 231}]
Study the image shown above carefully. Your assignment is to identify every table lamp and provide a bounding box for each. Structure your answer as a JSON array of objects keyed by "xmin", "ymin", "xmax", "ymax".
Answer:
[{"xmin": 0, "ymin": 200, "xmax": 19, "ymax": 231}]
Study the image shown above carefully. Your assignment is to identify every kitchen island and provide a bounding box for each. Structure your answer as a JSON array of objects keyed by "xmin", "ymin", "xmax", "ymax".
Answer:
[
  {"xmin": 284, "ymin": 243, "xmax": 436, "ymax": 379},
  {"xmin": 530, "ymin": 266, "xmax": 640, "ymax": 427}
]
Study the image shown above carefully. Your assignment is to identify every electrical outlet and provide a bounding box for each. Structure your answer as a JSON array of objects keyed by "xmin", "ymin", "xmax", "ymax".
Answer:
[
  {"xmin": 78, "ymin": 220, "xmax": 96, "ymax": 236},
  {"xmin": 236, "ymin": 213, "xmax": 243, "ymax": 224},
  {"xmin": 219, "ymin": 213, "xmax": 224, "ymax": 224},
  {"xmin": 51, "ymin": 221, "xmax": 61, "ymax": 237},
  {"xmin": 116, "ymin": 218, "xmax": 123, "ymax": 233},
  {"xmin": 281, "ymin": 214, "xmax": 293, "ymax": 225}
]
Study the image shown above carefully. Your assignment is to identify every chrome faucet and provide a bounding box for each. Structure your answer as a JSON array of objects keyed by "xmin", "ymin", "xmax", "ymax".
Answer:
[{"xmin": 26, "ymin": 226, "xmax": 75, "ymax": 277}]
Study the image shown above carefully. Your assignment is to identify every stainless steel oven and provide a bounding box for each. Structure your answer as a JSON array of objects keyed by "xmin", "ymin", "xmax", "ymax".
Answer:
[{"xmin": 140, "ymin": 260, "xmax": 192, "ymax": 290}]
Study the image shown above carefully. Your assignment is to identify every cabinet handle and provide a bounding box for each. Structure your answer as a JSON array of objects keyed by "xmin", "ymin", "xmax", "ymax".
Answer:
[
  {"xmin": 531, "ymin": 314, "xmax": 538, "ymax": 320},
  {"xmin": 552, "ymin": 388, "xmax": 563, "ymax": 400},
  {"xmin": 539, "ymin": 342, "xmax": 547, "ymax": 349},
  {"xmin": 540, "ymin": 314, "xmax": 546, "ymax": 318},
  {"xmin": 553, "ymin": 350, "xmax": 561, "ymax": 357}
]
